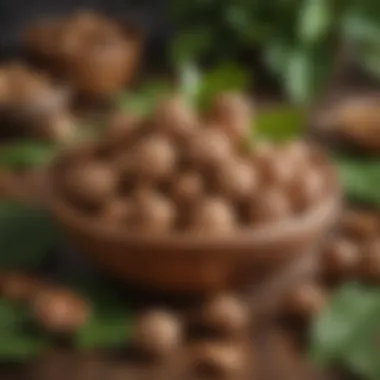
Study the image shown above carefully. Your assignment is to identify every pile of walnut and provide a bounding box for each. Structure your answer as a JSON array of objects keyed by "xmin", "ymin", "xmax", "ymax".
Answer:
[
  {"xmin": 279, "ymin": 208, "xmax": 380, "ymax": 322},
  {"xmin": 24, "ymin": 11, "xmax": 141, "ymax": 99},
  {"xmin": 59, "ymin": 92, "xmax": 332, "ymax": 236},
  {"xmin": 0, "ymin": 272, "xmax": 252, "ymax": 378},
  {"xmin": 132, "ymin": 294, "xmax": 252, "ymax": 378},
  {"xmin": 0, "ymin": 63, "xmax": 74, "ymax": 142}
]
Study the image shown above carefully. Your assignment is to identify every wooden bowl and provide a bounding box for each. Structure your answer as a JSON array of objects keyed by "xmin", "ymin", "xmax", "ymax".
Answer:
[{"xmin": 47, "ymin": 146, "xmax": 341, "ymax": 295}]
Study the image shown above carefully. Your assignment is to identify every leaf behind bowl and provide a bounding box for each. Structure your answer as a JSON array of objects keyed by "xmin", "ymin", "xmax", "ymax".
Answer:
[{"xmin": 335, "ymin": 155, "xmax": 380, "ymax": 206}]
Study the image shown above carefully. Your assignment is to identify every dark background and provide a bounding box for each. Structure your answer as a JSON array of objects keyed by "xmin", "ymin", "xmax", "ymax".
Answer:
[{"xmin": 0, "ymin": 0, "xmax": 167, "ymax": 59}]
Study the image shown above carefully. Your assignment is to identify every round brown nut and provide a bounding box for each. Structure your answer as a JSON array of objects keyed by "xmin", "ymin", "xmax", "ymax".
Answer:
[
  {"xmin": 281, "ymin": 140, "xmax": 311, "ymax": 165},
  {"xmin": 215, "ymin": 159, "xmax": 258, "ymax": 200},
  {"xmin": 106, "ymin": 111, "xmax": 140, "ymax": 141},
  {"xmin": 189, "ymin": 198, "xmax": 237, "ymax": 235},
  {"xmin": 208, "ymin": 92, "xmax": 253, "ymax": 144},
  {"xmin": 41, "ymin": 112, "xmax": 75, "ymax": 143},
  {"xmin": 133, "ymin": 309, "xmax": 182, "ymax": 357},
  {"xmin": 321, "ymin": 238, "xmax": 360, "ymax": 280},
  {"xmin": 62, "ymin": 160, "xmax": 117, "ymax": 208},
  {"xmin": 133, "ymin": 134, "xmax": 177, "ymax": 181},
  {"xmin": 359, "ymin": 239, "xmax": 380, "ymax": 282},
  {"xmin": 201, "ymin": 293, "xmax": 249, "ymax": 336},
  {"xmin": 100, "ymin": 198, "xmax": 133, "ymax": 224},
  {"xmin": 287, "ymin": 167, "xmax": 325, "ymax": 212},
  {"xmin": 171, "ymin": 172, "xmax": 203, "ymax": 205},
  {"xmin": 340, "ymin": 210, "xmax": 379, "ymax": 241},
  {"xmin": 282, "ymin": 282, "xmax": 327, "ymax": 319},
  {"xmin": 250, "ymin": 140, "xmax": 276, "ymax": 163},
  {"xmin": 189, "ymin": 341, "xmax": 248, "ymax": 378},
  {"xmin": 1, "ymin": 273, "xmax": 45, "ymax": 302},
  {"xmin": 5, "ymin": 63, "xmax": 30, "ymax": 96},
  {"xmin": 13, "ymin": 71, "xmax": 53, "ymax": 105},
  {"xmin": 132, "ymin": 190, "xmax": 175, "ymax": 234},
  {"xmin": 186, "ymin": 127, "xmax": 232, "ymax": 169},
  {"xmin": 256, "ymin": 153, "xmax": 296, "ymax": 188},
  {"xmin": 33, "ymin": 289, "xmax": 91, "ymax": 333},
  {"xmin": 153, "ymin": 95, "xmax": 198, "ymax": 140},
  {"xmin": 249, "ymin": 188, "xmax": 290, "ymax": 225}
]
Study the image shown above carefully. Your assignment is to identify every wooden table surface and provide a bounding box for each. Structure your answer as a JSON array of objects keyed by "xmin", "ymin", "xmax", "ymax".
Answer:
[
  {"xmin": 0, "ymin": 243, "xmax": 331, "ymax": 380},
  {"xmin": 0, "ymin": 326, "xmax": 330, "ymax": 380}
]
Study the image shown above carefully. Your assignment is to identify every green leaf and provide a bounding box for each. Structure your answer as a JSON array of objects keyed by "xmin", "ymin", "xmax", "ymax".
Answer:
[
  {"xmin": 310, "ymin": 284, "xmax": 380, "ymax": 379},
  {"xmin": 284, "ymin": 45, "xmax": 333, "ymax": 105},
  {"xmin": 344, "ymin": 318, "xmax": 380, "ymax": 380},
  {"xmin": 360, "ymin": 47, "xmax": 380, "ymax": 78},
  {"xmin": 298, "ymin": 0, "xmax": 331, "ymax": 43},
  {"xmin": 69, "ymin": 275, "xmax": 134, "ymax": 350},
  {"xmin": 0, "ymin": 300, "xmax": 47, "ymax": 361},
  {"xmin": 179, "ymin": 61, "xmax": 203, "ymax": 105},
  {"xmin": 0, "ymin": 336, "xmax": 47, "ymax": 361},
  {"xmin": 117, "ymin": 81, "xmax": 173, "ymax": 117},
  {"xmin": 343, "ymin": 10, "xmax": 380, "ymax": 44},
  {"xmin": 225, "ymin": 4, "xmax": 257, "ymax": 42},
  {"xmin": 171, "ymin": 28, "xmax": 214, "ymax": 65},
  {"xmin": 0, "ymin": 142, "xmax": 56, "ymax": 169},
  {"xmin": 264, "ymin": 40, "xmax": 292, "ymax": 77},
  {"xmin": 310, "ymin": 283, "xmax": 380, "ymax": 365},
  {"xmin": 285, "ymin": 49, "xmax": 313, "ymax": 104},
  {"xmin": 0, "ymin": 202, "xmax": 61, "ymax": 269},
  {"xmin": 76, "ymin": 311, "xmax": 132, "ymax": 350},
  {"xmin": 197, "ymin": 63, "xmax": 250, "ymax": 108},
  {"xmin": 335, "ymin": 156, "xmax": 380, "ymax": 206},
  {"xmin": 0, "ymin": 300, "xmax": 30, "ymax": 332},
  {"xmin": 255, "ymin": 106, "xmax": 306, "ymax": 141}
]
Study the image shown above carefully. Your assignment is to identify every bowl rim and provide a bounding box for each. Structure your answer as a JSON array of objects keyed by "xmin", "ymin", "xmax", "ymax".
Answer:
[
  {"xmin": 49, "ymin": 190, "xmax": 340, "ymax": 250},
  {"xmin": 47, "ymin": 141, "xmax": 341, "ymax": 255}
]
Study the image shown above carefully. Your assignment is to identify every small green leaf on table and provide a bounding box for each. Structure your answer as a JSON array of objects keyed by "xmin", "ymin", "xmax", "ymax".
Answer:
[
  {"xmin": 72, "ymin": 278, "xmax": 134, "ymax": 350},
  {"xmin": 0, "ymin": 202, "xmax": 61, "ymax": 270},
  {"xmin": 310, "ymin": 283, "xmax": 380, "ymax": 379},
  {"xmin": 76, "ymin": 311, "xmax": 132, "ymax": 350},
  {"xmin": 344, "ymin": 317, "xmax": 380, "ymax": 380},
  {"xmin": 0, "ymin": 300, "xmax": 48, "ymax": 361},
  {"xmin": 0, "ymin": 141, "xmax": 56, "ymax": 169}
]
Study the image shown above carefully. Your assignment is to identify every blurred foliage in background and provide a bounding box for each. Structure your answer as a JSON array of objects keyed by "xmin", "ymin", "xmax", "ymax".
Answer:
[{"xmin": 169, "ymin": 0, "xmax": 380, "ymax": 104}]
